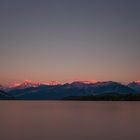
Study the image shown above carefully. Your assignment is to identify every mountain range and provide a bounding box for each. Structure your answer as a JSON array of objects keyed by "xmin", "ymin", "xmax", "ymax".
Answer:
[
  {"xmin": 0, "ymin": 80, "xmax": 140, "ymax": 100},
  {"xmin": 128, "ymin": 81, "xmax": 140, "ymax": 92},
  {"xmin": 0, "ymin": 90, "xmax": 14, "ymax": 100}
]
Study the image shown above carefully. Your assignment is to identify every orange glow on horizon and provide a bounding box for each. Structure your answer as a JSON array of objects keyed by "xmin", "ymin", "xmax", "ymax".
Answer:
[
  {"xmin": 72, "ymin": 80, "xmax": 98, "ymax": 84},
  {"xmin": 10, "ymin": 83, "xmax": 21, "ymax": 88},
  {"xmin": 136, "ymin": 80, "xmax": 140, "ymax": 84},
  {"xmin": 4, "ymin": 79, "xmax": 140, "ymax": 87},
  {"xmin": 8, "ymin": 79, "xmax": 99, "ymax": 88}
]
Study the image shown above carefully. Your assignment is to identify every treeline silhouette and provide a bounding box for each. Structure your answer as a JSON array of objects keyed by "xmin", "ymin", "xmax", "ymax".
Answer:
[{"xmin": 64, "ymin": 93, "xmax": 140, "ymax": 101}]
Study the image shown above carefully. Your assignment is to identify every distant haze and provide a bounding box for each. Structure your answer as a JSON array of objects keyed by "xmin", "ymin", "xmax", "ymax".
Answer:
[{"xmin": 0, "ymin": 0, "xmax": 140, "ymax": 85}]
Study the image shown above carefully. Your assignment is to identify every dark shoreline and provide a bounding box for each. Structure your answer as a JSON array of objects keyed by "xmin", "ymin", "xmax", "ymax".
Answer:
[{"xmin": 1, "ymin": 94, "xmax": 140, "ymax": 101}]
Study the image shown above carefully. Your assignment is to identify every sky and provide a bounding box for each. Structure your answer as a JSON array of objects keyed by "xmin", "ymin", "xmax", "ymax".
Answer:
[{"xmin": 0, "ymin": 0, "xmax": 140, "ymax": 85}]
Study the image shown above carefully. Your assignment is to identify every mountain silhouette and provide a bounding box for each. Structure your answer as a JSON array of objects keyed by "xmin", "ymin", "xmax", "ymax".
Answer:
[
  {"xmin": 7, "ymin": 81, "xmax": 137, "ymax": 100},
  {"xmin": 128, "ymin": 82, "xmax": 140, "ymax": 93},
  {"xmin": 0, "ymin": 90, "xmax": 14, "ymax": 100}
]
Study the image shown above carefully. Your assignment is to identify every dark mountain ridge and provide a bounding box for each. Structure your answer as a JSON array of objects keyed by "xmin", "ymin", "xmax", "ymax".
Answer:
[
  {"xmin": 6, "ymin": 81, "xmax": 138, "ymax": 100},
  {"xmin": 128, "ymin": 82, "xmax": 140, "ymax": 93},
  {"xmin": 0, "ymin": 90, "xmax": 14, "ymax": 100}
]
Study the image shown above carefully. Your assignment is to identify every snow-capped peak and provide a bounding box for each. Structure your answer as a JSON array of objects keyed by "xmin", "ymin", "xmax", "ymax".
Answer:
[
  {"xmin": 9, "ymin": 80, "xmax": 62, "ymax": 89},
  {"xmin": 9, "ymin": 80, "xmax": 42, "ymax": 89}
]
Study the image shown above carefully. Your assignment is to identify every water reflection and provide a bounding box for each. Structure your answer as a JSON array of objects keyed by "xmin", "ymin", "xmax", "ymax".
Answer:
[{"xmin": 0, "ymin": 101, "xmax": 140, "ymax": 140}]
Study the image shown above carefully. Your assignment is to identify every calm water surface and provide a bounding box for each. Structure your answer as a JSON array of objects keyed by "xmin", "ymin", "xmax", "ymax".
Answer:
[{"xmin": 0, "ymin": 101, "xmax": 140, "ymax": 140}]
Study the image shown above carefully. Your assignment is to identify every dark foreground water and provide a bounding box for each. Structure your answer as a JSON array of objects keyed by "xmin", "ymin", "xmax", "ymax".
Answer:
[{"xmin": 0, "ymin": 101, "xmax": 140, "ymax": 140}]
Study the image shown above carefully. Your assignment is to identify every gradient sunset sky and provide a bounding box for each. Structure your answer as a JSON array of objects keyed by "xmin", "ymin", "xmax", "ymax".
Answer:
[{"xmin": 0, "ymin": 0, "xmax": 140, "ymax": 85}]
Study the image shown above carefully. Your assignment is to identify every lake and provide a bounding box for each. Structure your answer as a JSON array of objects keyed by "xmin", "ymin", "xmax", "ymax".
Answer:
[{"xmin": 0, "ymin": 101, "xmax": 140, "ymax": 140}]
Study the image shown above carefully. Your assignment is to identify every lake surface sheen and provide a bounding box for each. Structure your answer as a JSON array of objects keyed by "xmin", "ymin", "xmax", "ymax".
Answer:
[{"xmin": 0, "ymin": 101, "xmax": 140, "ymax": 140}]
